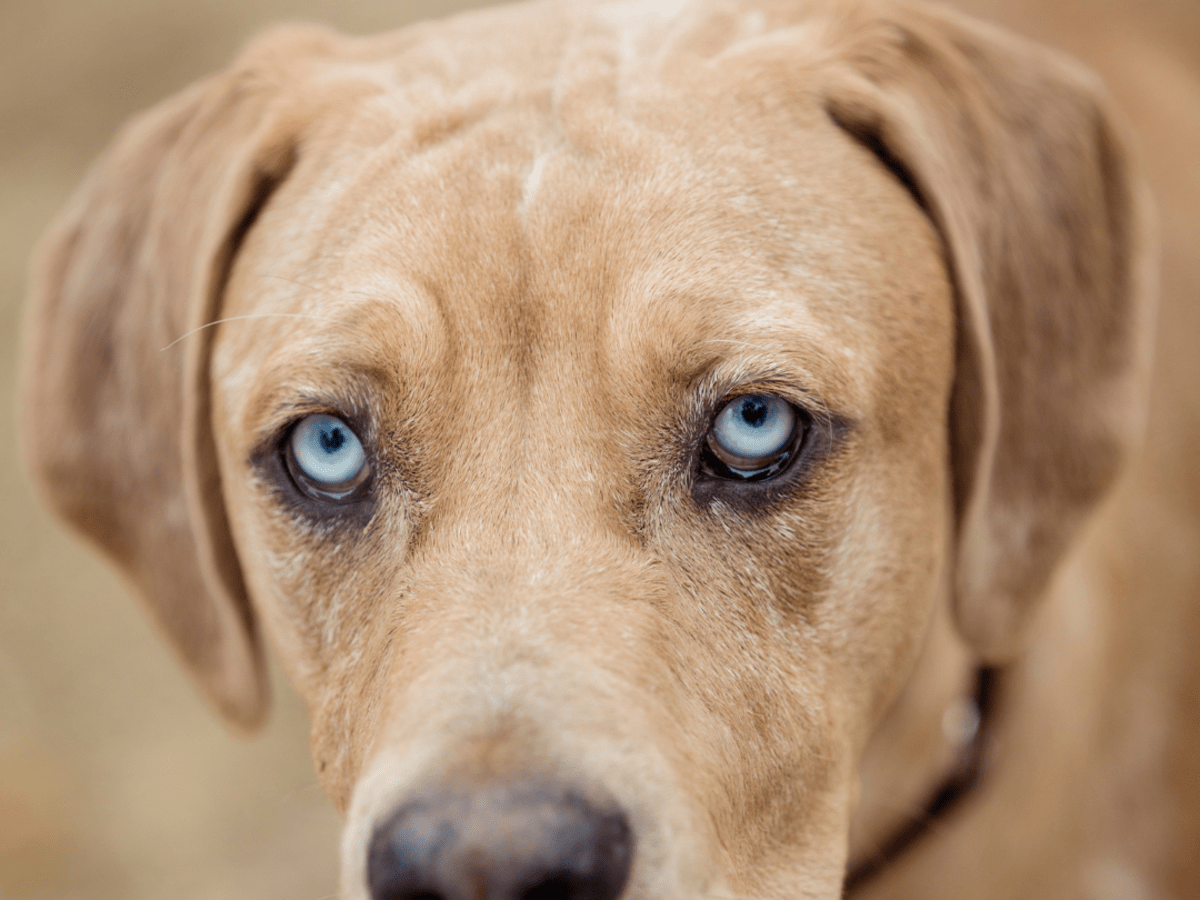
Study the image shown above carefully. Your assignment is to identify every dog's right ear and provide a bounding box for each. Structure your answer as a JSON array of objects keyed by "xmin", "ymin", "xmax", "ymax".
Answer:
[{"xmin": 21, "ymin": 25, "xmax": 341, "ymax": 730}]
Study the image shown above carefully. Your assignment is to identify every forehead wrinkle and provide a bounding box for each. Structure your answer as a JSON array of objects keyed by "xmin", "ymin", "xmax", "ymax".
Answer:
[
  {"xmin": 599, "ymin": 242, "xmax": 864, "ymax": 417},
  {"xmin": 250, "ymin": 273, "xmax": 441, "ymax": 362},
  {"xmin": 293, "ymin": 103, "xmax": 538, "ymax": 288},
  {"xmin": 696, "ymin": 346, "xmax": 847, "ymax": 417},
  {"xmin": 241, "ymin": 365, "xmax": 389, "ymax": 451},
  {"xmin": 232, "ymin": 288, "xmax": 443, "ymax": 441},
  {"xmin": 667, "ymin": 331, "xmax": 853, "ymax": 412},
  {"xmin": 588, "ymin": 142, "xmax": 933, "ymax": 423}
]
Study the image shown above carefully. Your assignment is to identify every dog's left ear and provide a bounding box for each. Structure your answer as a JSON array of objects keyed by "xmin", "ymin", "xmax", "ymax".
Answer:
[
  {"xmin": 822, "ymin": 3, "xmax": 1157, "ymax": 661},
  {"xmin": 21, "ymin": 25, "xmax": 343, "ymax": 728}
]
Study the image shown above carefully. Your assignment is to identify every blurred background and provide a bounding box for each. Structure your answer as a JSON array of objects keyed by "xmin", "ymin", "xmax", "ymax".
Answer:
[
  {"xmin": 0, "ymin": 3, "xmax": 499, "ymax": 899},
  {"xmin": 1, "ymin": 1, "xmax": 1196, "ymax": 899}
]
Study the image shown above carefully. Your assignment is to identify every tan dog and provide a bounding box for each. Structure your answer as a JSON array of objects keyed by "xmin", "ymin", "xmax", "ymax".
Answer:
[{"xmin": 20, "ymin": 0, "xmax": 1200, "ymax": 897}]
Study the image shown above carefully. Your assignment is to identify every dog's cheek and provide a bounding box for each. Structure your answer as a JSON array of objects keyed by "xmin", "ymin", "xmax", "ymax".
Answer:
[
  {"xmin": 814, "ymin": 418, "xmax": 955, "ymax": 743},
  {"xmin": 630, "ymin": 479, "xmax": 860, "ymax": 883},
  {"xmin": 221, "ymin": 472, "xmax": 416, "ymax": 804},
  {"xmin": 643, "ymin": 412, "xmax": 949, "ymax": 872}
]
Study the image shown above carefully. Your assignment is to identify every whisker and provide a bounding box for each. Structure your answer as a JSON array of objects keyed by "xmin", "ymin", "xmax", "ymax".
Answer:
[{"xmin": 159, "ymin": 313, "xmax": 334, "ymax": 352}]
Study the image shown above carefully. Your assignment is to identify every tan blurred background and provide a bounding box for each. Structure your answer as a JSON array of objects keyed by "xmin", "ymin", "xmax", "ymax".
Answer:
[
  {"xmin": 0, "ymin": 2, "xmax": 499, "ymax": 899},
  {"xmin": 2, "ymin": 1, "xmax": 1197, "ymax": 899}
]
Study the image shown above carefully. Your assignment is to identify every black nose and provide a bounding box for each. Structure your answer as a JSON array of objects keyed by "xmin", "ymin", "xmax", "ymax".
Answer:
[{"xmin": 367, "ymin": 782, "xmax": 634, "ymax": 900}]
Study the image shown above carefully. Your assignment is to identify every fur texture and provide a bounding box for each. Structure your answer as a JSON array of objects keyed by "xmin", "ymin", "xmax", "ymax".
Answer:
[{"xmin": 22, "ymin": 0, "xmax": 1194, "ymax": 897}]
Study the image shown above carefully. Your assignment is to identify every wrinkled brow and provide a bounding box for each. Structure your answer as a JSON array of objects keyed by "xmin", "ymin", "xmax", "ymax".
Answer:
[{"xmin": 241, "ymin": 367, "xmax": 394, "ymax": 455}]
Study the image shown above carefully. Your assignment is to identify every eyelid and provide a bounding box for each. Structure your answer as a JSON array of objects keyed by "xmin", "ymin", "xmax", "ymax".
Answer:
[
  {"xmin": 689, "ymin": 361, "xmax": 832, "ymax": 420},
  {"xmin": 247, "ymin": 396, "xmax": 377, "ymax": 465},
  {"xmin": 242, "ymin": 369, "xmax": 383, "ymax": 451},
  {"xmin": 691, "ymin": 378, "xmax": 826, "ymax": 449}
]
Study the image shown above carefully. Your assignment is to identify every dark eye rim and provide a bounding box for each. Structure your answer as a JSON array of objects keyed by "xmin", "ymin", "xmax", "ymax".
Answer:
[
  {"xmin": 699, "ymin": 394, "xmax": 809, "ymax": 483},
  {"xmin": 282, "ymin": 414, "xmax": 374, "ymax": 504},
  {"xmin": 691, "ymin": 390, "xmax": 850, "ymax": 510},
  {"xmin": 704, "ymin": 394, "xmax": 802, "ymax": 480},
  {"xmin": 250, "ymin": 409, "xmax": 377, "ymax": 512}
]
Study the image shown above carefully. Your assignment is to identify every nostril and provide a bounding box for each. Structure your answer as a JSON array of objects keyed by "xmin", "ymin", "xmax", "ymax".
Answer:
[{"xmin": 367, "ymin": 783, "xmax": 633, "ymax": 900}]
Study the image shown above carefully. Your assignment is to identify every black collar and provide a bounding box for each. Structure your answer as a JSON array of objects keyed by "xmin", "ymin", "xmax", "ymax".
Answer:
[{"xmin": 844, "ymin": 667, "xmax": 1002, "ymax": 894}]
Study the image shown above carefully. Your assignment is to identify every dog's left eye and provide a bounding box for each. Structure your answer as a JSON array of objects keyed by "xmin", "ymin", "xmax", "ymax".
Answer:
[
  {"xmin": 704, "ymin": 393, "xmax": 802, "ymax": 481},
  {"xmin": 284, "ymin": 414, "xmax": 371, "ymax": 502}
]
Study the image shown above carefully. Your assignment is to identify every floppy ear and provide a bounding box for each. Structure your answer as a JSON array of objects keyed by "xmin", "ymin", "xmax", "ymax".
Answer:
[
  {"xmin": 822, "ymin": 3, "xmax": 1157, "ymax": 660},
  {"xmin": 21, "ymin": 25, "xmax": 339, "ymax": 728}
]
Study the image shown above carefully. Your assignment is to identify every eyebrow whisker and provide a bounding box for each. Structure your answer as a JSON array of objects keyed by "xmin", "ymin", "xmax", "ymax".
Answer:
[{"xmin": 160, "ymin": 313, "xmax": 335, "ymax": 352}]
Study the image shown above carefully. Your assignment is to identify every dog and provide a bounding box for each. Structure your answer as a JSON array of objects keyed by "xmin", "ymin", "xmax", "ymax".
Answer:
[{"xmin": 20, "ymin": 0, "xmax": 1200, "ymax": 896}]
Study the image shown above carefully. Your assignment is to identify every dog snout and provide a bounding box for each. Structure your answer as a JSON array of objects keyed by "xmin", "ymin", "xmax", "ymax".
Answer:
[{"xmin": 366, "ymin": 782, "xmax": 634, "ymax": 900}]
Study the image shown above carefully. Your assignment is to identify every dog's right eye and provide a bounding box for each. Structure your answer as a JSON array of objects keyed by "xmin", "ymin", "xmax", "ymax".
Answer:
[{"xmin": 284, "ymin": 414, "xmax": 371, "ymax": 503}]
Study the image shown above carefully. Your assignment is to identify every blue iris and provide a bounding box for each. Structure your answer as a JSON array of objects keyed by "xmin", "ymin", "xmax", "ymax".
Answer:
[
  {"xmin": 709, "ymin": 394, "xmax": 796, "ymax": 471},
  {"xmin": 290, "ymin": 414, "xmax": 366, "ymax": 487}
]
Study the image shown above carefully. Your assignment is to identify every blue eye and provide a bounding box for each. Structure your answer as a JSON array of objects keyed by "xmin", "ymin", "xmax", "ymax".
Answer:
[
  {"xmin": 286, "ymin": 414, "xmax": 370, "ymax": 501},
  {"xmin": 706, "ymin": 394, "xmax": 800, "ymax": 479}
]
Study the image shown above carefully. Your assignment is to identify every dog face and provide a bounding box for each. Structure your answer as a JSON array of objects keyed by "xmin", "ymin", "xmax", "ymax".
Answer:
[
  {"xmin": 212, "ymin": 77, "xmax": 955, "ymax": 894},
  {"xmin": 22, "ymin": 1, "xmax": 1154, "ymax": 897}
]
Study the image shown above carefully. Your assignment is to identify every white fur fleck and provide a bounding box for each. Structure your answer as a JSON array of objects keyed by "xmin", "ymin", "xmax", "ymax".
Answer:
[{"xmin": 520, "ymin": 152, "xmax": 549, "ymax": 213}]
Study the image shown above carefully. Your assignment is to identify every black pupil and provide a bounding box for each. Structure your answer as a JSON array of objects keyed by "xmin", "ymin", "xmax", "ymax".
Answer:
[
  {"xmin": 319, "ymin": 426, "xmax": 345, "ymax": 454},
  {"xmin": 739, "ymin": 397, "xmax": 768, "ymax": 428}
]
